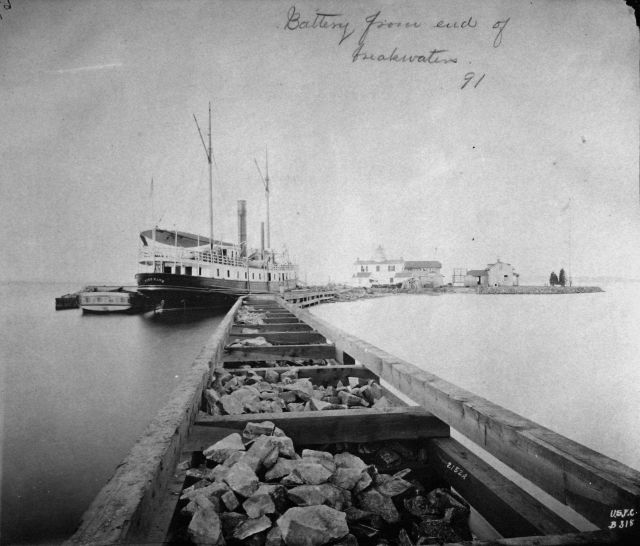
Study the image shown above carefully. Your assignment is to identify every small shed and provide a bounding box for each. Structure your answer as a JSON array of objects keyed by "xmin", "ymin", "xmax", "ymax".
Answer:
[{"xmin": 464, "ymin": 269, "xmax": 488, "ymax": 287}]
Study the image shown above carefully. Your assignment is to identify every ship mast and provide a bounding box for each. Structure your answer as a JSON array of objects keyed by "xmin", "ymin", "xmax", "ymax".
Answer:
[
  {"xmin": 194, "ymin": 103, "xmax": 214, "ymax": 250},
  {"xmin": 254, "ymin": 147, "xmax": 270, "ymax": 249}
]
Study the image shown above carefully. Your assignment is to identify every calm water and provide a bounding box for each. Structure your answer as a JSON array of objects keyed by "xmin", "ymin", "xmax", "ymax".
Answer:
[
  {"xmin": 312, "ymin": 283, "xmax": 640, "ymax": 472},
  {"xmin": 1, "ymin": 282, "xmax": 226, "ymax": 545}
]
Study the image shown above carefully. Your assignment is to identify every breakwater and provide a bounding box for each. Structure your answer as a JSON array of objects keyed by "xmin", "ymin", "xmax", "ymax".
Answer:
[
  {"xmin": 66, "ymin": 294, "xmax": 640, "ymax": 545},
  {"xmin": 477, "ymin": 285, "xmax": 603, "ymax": 295}
]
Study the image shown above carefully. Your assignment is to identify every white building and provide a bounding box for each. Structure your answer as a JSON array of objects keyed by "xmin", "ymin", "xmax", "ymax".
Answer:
[
  {"xmin": 352, "ymin": 246, "xmax": 442, "ymax": 288},
  {"xmin": 464, "ymin": 259, "xmax": 519, "ymax": 287}
]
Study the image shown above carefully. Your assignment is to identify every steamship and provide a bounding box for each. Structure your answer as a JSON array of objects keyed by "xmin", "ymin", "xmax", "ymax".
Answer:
[
  {"xmin": 135, "ymin": 202, "xmax": 298, "ymax": 312},
  {"xmin": 135, "ymin": 103, "xmax": 298, "ymax": 312}
]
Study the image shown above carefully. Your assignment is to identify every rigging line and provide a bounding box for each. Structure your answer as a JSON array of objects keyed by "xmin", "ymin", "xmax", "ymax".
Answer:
[{"xmin": 193, "ymin": 113, "xmax": 217, "ymax": 168}]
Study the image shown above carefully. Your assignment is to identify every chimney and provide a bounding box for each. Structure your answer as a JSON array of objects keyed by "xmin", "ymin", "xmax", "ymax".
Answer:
[
  {"xmin": 237, "ymin": 200, "xmax": 247, "ymax": 257},
  {"xmin": 260, "ymin": 222, "xmax": 265, "ymax": 259}
]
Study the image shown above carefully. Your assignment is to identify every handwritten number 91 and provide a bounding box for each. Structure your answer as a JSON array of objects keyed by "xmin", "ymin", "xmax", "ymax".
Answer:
[{"xmin": 461, "ymin": 72, "xmax": 485, "ymax": 90}]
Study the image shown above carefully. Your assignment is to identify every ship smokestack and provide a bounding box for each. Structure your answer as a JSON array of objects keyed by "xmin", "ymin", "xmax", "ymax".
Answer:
[
  {"xmin": 238, "ymin": 200, "xmax": 247, "ymax": 257},
  {"xmin": 260, "ymin": 222, "xmax": 265, "ymax": 259}
]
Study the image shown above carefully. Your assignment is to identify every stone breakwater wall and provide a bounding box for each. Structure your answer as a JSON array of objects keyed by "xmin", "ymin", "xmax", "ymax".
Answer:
[
  {"xmin": 478, "ymin": 285, "xmax": 604, "ymax": 295},
  {"xmin": 177, "ymin": 420, "xmax": 471, "ymax": 545}
]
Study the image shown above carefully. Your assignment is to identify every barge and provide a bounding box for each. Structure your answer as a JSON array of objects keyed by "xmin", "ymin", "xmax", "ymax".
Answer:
[
  {"xmin": 78, "ymin": 287, "xmax": 148, "ymax": 314},
  {"xmin": 66, "ymin": 296, "xmax": 640, "ymax": 545}
]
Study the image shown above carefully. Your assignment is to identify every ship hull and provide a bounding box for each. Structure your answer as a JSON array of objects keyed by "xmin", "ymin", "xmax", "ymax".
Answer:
[{"xmin": 135, "ymin": 272, "xmax": 295, "ymax": 312}]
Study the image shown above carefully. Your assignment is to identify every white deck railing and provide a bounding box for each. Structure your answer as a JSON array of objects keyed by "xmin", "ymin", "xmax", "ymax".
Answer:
[{"xmin": 138, "ymin": 247, "xmax": 297, "ymax": 271}]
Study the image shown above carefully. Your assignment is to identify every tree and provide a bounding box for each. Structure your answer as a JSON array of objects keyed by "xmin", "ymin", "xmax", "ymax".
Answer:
[
  {"xmin": 559, "ymin": 268, "xmax": 566, "ymax": 287},
  {"xmin": 550, "ymin": 271, "xmax": 558, "ymax": 286}
]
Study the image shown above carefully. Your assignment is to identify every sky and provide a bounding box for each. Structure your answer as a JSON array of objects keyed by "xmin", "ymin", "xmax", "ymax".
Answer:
[{"xmin": 0, "ymin": 0, "xmax": 638, "ymax": 285}]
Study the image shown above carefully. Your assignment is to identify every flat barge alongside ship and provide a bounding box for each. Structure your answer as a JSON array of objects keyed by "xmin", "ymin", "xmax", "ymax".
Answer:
[{"xmin": 66, "ymin": 296, "xmax": 640, "ymax": 545}]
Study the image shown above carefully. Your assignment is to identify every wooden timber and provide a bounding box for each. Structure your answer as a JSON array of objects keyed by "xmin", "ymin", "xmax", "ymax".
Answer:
[
  {"xmin": 230, "ymin": 322, "xmax": 313, "ymax": 333},
  {"xmin": 66, "ymin": 294, "xmax": 639, "ymax": 545},
  {"xmin": 227, "ymin": 331, "xmax": 327, "ymax": 344},
  {"xmin": 281, "ymin": 289, "xmax": 337, "ymax": 307},
  {"xmin": 223, "ymin": 343, "xmax": 336, "ymax": 361},
  {"xmin": 189, "ymin": 407, "xmax": 449, "ymax": 448}
]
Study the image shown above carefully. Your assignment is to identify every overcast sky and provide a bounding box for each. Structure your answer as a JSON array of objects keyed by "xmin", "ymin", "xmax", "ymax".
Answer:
[{"xmin": 1, "ymin": 0, "xmax": 638, "ymax": 285}]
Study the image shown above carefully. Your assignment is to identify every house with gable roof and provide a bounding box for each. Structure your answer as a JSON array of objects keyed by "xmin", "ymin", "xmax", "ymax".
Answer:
[{"xmin": 352, "ymin": 246, "xmax": 443, "ymax": 288}]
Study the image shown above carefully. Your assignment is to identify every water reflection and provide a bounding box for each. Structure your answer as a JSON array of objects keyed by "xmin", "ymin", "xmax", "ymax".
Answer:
[{"xmin": 1, "ymin": 282, "xmax": 226, "ymax": 544}]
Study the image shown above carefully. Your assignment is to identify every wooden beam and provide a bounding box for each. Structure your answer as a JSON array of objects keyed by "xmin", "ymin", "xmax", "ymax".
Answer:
[
  {"xmin": 227, "ymin": 332, "xmax": 327, "ymax": 345},
  {"xmin": 230, "ymin": 323, "xmax": 314, "ymax": 333},
  {"xmin": 277, "ymin": 299, "xmax": 640, "ymax": 530},
  {"xmin": 426, "ymin": 437, "xmax": 578, "ymax": 537},
  {"xmin": 189, "ymin": 407, "xmax": 449, "ymax": 449},
  {"xmin": 262, "ymin": 317, "xmax": 302, "ymax": 323},
  {"xmin": 223, "ymin": 343, "xmax": 336, "ymax": 361}
]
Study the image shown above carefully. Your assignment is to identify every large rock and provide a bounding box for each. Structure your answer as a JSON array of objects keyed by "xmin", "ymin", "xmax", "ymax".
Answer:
[
  {"xmin": 204, "ymin": 388, "xmax": 222, "ymax": 414},
  {"xmin": 277, "ymin": 505, "xmax": 349, "ymax": 546},
  {"xmin": 203, "ymin": 433, "xmax": 245, "ymax": 463},
  {"xmin": 280, "ymin": 370, "xmax": 298, "ymax": 383},
  {"xmin": 260, "ymin": 400, "xmax": 284, "ymax": 413},
  {"xmin": 282, "ymin": 379, "xmax": 314, "ymax": 401},
  {"xmin": 243, "ymin": 485, "xmax": 277, "ymax": 518},
  {"xmin": 334, "ymin": 452, "xmax": 367, "ymax": 472},
  {"xmin": 291, "ymin": 462, "xmax": 333, "ymax": 485},
  {"xmin": 375, "ymin": 475, "xmax": 413, "ymax": 497},
  {"xmin": 280, "ymin": 391, "xmax": 298, "ymax": 403},
  {"xmin": 338, "ymin": 391, "xmax": 367, "ymax": 407},
  {"xmin": 233, "ymin": 386, "xmax": 262, "ymax": 413},
  {"xmin": 280, "ymin": 472, "xmax": 305, "ymax": 486},
  {"xmin": 330, "ymin": 467, "xmax": 366, "ymax": 491},
  {"xmin": 268, "ymin": 435, "xmax": 296, "ymax": 458},
  {"xmin": 224, "ymin": 450, "xmax": 246, "ymax": 468},
  {"xmin": 259, "ymin": 483, "xmax": 289, "ymax": 513},
  {"xmin": 181, "ymin": 481, "xmax": 229, "ymax": 503},
  {"xmin": 243, "ymin": 421, "xmax": 276, "ymax": 440},
  {"xmin": 242, "ymin": 435, "xmax": 279, "ymax": 472},
  {"xmin": 208, "ymin": 464, "xmax": 230, "ymax": 483},
  {"xmin": 221, "ymin": 490, "xmax": 240, "ymax": 511},
  {"xmin": 187, "ymin": 496, "xmax": 224, "ymax": 545},
  {"xmin": 233, "ymin": 514, "xmax": 272, "ymax": 541},
  {"xmin": 287, "ymin": 483, "xmax": 347, "ymax": 510},
  {"xmin": 357, "ymin": 488, "xmax": 400, "ymax": 523},
  {"xmin": 302, "ymin": 450, "xmax": 336, "ymax": 473},
  {"xmin": 265, "ymin": 457, "xmax": 297, "ymax": 480},
  {"xmin": 262, "ymin": 444, "xmax": 280, "ymax": 469},
  {"xmin": 220, "ymin": 511, "xmax": 247, "ymax": 537},
  {"xmin": 220, "ymin": 393, "xmax": 244, "ymax": 415},
  {"xmin": 308, "ymin": 398, "xmax": 332, "ymax": 411},
  {"xmin": 266, "ymin": 526, "xmax": 284, "ymax": 546},
  {"xmin": 224, "ymin": 462, "xmax": 259, "ymax": 498},
  {"xmin": 265, "ymin": 369, "xmax": 281, "ymax": 384},
  {"xmin": 212, "ymin": 368, "xmax": 234, "ymax": 390}
]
